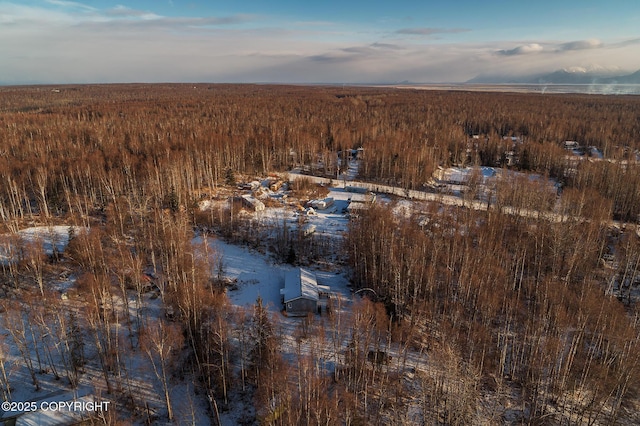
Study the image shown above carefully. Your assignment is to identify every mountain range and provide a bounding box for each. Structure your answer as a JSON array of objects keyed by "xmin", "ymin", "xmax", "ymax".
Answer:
[{"xmin": 467, "ymin": 69, "xmax": 640, "ymax": 85}]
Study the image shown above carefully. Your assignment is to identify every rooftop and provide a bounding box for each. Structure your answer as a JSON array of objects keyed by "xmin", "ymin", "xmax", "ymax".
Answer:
[{"xmin": 281, "ymin": 268, "xmax": 326, "ymax": 303}]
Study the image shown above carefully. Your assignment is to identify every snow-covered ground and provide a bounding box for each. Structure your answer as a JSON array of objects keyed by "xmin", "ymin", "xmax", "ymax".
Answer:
[
  {"xmin": 298, "ymin": 188, "xmax": 351, "ymax": 238},
  {"xmin": 201, "ymin": 238, "xmax": 351, "ymax": 313},
  {"xmin": 432, "ymin": 166, "xmax": 559, "ymax": 195},
  {"xmin": 2, "ymin": 158, "xmax": 637, "ymax": 424},
  {"xmin": 2, "ymin": 168, "xmax": 622, "ymax": 424},
  {"xmin": 196, "ymin": 233, "xmax": 353, "ymax": 426},
  {"xmin": 0, "ymin": 226, "xmax": 86, "ymax": 265}
]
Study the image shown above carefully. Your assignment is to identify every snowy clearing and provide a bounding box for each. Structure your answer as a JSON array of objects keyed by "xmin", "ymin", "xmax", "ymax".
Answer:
[{"xmin": 0, "ymin": 226, "xmax": 86, "ymax": 264}]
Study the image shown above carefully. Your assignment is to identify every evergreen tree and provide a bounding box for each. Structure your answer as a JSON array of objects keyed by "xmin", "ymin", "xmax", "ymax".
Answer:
[{"xmin": 225, "ymin": 168, "xmax": 236, "ymax": 186}]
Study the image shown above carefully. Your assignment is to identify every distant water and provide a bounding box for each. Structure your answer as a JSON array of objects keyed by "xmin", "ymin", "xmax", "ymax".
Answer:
[
  {"xmin": 520, "ymin": 84, "xmax": 640, "ymax": 95},
  {"xmin": 393, "ymin": 84, "xmax": 640, "ymax": 95}
]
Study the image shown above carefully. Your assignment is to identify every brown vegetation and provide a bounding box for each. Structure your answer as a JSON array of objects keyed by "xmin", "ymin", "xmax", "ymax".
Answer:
[
  {"xmin": 0, "ymin": 84, "xmax": 639, "ymax": 222},
  {"xmin": 346, "ymin": 200, "xmax": 640, "ymax": 423},
  {"xmin": 1, "ymin": 84, "xmax": 640, "ymax": 424}
]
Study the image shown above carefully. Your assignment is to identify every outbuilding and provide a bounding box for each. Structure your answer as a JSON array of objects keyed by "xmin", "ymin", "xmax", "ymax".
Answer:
[
  {"xmin": 239, "ymin": 194, "xmax": 265, "ymax": 212},
  {"xmin": 308, "ymin": 197, "xmax": 334, "ymax": 210}
]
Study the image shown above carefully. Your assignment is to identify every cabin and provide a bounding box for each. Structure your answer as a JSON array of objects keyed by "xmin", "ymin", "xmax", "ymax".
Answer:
[{"xmin": 280, "ymin": 268, "xmax": 330, "ymax": 316}]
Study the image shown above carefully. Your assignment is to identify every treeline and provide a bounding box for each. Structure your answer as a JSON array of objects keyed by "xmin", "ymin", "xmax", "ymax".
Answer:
[
  {"xmin": 346, "ymin": 199, "xmax": 640, "ymax": 423},
  {"xmin": 1, "ymin": 84, "xmax": 640, "ymax": 225}
]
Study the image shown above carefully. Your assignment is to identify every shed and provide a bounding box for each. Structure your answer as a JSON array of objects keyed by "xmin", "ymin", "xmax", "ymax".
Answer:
[
  {"xmin": 280, "ymin": 268, "xmax": 330, "ymax": 316},
  {"xmin": 349, "ymin": 192, "xmax": 375, "ymax": 204},
  {"xmin": 302, "ymin": 224, "xmax": 316, "ymax": 236},
  {"xmin": 308, "ymin": 197, "xmax": 334, "ymax": 210},
  {"xmin": 347, "ymin": 191, "xmax": 376, "ymax": 215},
  {"xmin": 240, "ymin": 194, "xmax": 265, "ymax": 212}
]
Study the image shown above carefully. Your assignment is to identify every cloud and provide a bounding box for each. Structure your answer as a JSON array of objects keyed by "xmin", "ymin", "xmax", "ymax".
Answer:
[
  {"xmin": 341, "ymin": 43, "xmax": 402, "ymax": 54},
  {"xmin": 395, "ymin": 27, "xmax": 470, "ymax": 36},
  {"xmin": 497, "ymin": 39, "xmax": 602, "ymax": 58},
  {"xmin": 309, "ymin": 53, "xmax": 354, "ymax": 64},
  {"xmin": 341, "ymin": 46, "xmax": 374, "ymax": 55},
  {"xmin": 370, "ymin": 42, "xmax": 404, "ymax": 50},
  {"xmin": 613, "ymin": 38, "xmax": 640, "ymax": 48},
  {"xmin": 0, "ymin": 2, "xmax": 639, "ymax": 85},
  {"xmin": 0, "ymin": 3, "xmax": 77, "ymax": 25},
  {"xmin": 105, "ymin": 5, "xmax": 155, "ymax": 18},
  {"xmin": 96, "ymin": 15, "xmax": 252, "ymax": 29},
  {"xmin": 99, "ymin": 5, "xmax": 253, "ymax": 28},
  {"xmin": 157, "ymin": 16, "xmax": 251, "ymax": 26},
  {"xmin": 45, "ymin": 0, "xmax": 96, "ymax": 11},
  {"xmin": 1, "ymin": 2, "xmax": 251, "ymax": 29},
  {"xmin": 558, "ymin": 39, "xmax": 603, "ymax": 51},
  {"xmin": 309, "ymin": 42, "xmax": 407, "ymax": 65},
  {"xmin": 497, "ymin": 43, "xmax": 544, "ymax": 56}
]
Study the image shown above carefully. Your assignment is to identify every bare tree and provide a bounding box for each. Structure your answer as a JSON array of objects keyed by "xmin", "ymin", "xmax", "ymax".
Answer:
[{"xmin": 141, "ymin": 318, "xmax": 184, "ymax": 422}]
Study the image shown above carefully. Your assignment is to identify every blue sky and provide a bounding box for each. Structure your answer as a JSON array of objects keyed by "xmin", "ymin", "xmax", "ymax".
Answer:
[{"xmin": 1, "ymin": 0, "xmax": 639, "ymax": 84}]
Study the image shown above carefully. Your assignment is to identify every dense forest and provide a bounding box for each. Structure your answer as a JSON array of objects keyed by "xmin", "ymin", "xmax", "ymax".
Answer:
[
  {"xmin": 1, "ymin": 84, "xmax": 640, "ymax": 223},
  {"xmin": 1, "ymin": 84, "xmax": 640, "ymax": 425}
]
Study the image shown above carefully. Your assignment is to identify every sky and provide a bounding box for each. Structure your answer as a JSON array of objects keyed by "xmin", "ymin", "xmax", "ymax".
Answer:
[{"xmin": 1, "ymin": 0, "xmax": 639, "ymax": 84}]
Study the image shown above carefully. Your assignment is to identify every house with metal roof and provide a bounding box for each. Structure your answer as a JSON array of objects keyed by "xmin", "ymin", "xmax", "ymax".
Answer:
[{"xmin": 280, "ymin": 268, "xmax": 330, "ymax": 316}]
